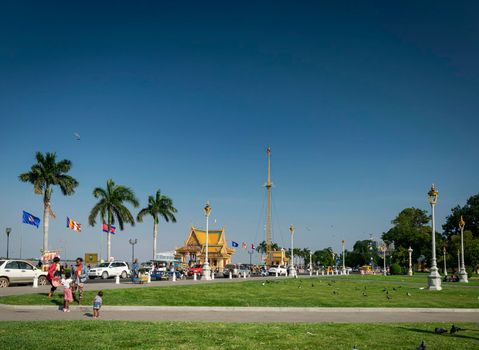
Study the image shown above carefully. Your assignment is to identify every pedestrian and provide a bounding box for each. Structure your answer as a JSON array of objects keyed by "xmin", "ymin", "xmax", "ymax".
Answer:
[
  {"xmin": 61, "ymin": 272, "xmax": 73, "ymax": 312},
  {"xmin": 131, "ymin": 259, "xmax": 140, "ymax": 282},
  {"xmin": 73, "ymin": 257, "xmax": 89, "ymax": 304},
  {"xmin": 47, "ymin": 257, "xmax": 61, "ymax": 298},
  {"xmin": 92, "ymin": 291, "xmax": 103, "ymax": 319}
]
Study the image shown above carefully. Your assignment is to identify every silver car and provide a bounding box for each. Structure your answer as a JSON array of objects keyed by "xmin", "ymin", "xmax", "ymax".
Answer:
[{"xmin": 0, "ymin": 259, "xmax": 48, "ymax": 288}]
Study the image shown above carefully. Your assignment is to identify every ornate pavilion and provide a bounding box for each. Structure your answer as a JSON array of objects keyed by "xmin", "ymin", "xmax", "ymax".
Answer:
[{"xmin": 175, "ymin": 226, "xmax": 235, "ymax": 270}]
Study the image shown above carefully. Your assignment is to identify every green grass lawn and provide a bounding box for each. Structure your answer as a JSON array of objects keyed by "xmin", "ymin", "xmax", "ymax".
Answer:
[
  {"xmin": 0, "ymin": 321, "xmax": 478, "ymax": 349},
  {"xmin": 1, "ymin": 277, "xmax": 478, "ymax": 308}
]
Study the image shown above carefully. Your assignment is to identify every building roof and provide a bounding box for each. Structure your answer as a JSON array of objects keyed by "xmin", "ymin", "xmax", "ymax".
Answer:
[{"xmin": 176, "ymin": 226, "xmax": 235, "ymax": 256}]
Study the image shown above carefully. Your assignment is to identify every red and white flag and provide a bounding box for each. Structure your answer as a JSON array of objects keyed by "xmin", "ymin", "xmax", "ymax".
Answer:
[{"xmin": 242, "ymin": 242, "xmax": 247, "ymax": 249}]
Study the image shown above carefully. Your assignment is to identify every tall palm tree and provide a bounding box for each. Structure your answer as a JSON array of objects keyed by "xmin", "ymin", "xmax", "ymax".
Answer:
[
  {"xmin": 19, "ymin": 152, "xmax": 79, "ymax": 253},
  {"xmin": 137, "ymin": 190, "xmax": 177, "ymax": 259},
  {"xmin": 88, "ymin": 179, "xmax": 139, "ymax": 260}
]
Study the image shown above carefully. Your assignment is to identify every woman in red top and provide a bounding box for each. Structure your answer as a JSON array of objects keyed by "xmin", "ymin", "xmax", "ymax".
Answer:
[{"xmin": 47, "ymin": 257, "xmax": 61, "ymax": 298}]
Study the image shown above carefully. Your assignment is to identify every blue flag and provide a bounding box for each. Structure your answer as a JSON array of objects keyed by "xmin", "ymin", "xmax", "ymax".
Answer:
[
  {"xmin": 231, "ymin": 241, "xmax": 239, "ymax": 247},
  {"xmin": 22, "ymin": 211, "xmax": 40, "ymax": 228}
]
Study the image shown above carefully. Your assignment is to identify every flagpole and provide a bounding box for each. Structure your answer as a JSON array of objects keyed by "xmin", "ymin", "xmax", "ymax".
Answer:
[{"xmin": 20, "ymin": 224, "xmax": 23, "ymax": 259}]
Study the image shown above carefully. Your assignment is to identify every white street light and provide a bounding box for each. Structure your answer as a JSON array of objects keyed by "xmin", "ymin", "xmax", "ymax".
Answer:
[
  {"xmin": 201, "ymin": 202, "xmax": 212, "ymax": 280},
  {"xmin": 443, "ymin": 246, "xmax": 448, "ymax": 277},
  {"xmin": 281, "ymin": 248, "xmax": 285, "ymax": 266},
  {"xmin": 408, "ymin": 246, "xmax": 413, "ymax": 276},
  {"xmin": 427, "ymin": 184, "xmax": 442, "ymax": 291},
  {"xmin": 289, "ymin": 225, "xmax": 296, "ymax": 277},
  {"xmin": 341, "ymin": 240, "xmax": 346, "ymax": 275},
  {"xmin": 380, "ymin": 244, "xmax": 387, "ymax": 276},
  {"xmin": 309, "ymin": 251, "xmax": 313, "ymax": 276},
  {"xmin": 129, "ymin": 238, "xmax": 138, "ymax": 265},
  {"xmin": 458, "ymin": 216, "xmax": 468, "ymax": 283}
]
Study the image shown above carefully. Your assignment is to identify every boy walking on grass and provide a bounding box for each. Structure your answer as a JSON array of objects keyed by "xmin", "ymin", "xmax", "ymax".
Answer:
[{"xmin": 93, "ymin": 291, "xmax": 103, "ymax": 319}]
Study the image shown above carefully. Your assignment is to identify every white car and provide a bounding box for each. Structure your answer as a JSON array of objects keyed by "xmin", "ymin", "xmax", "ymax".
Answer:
[
  {"xmin": 88, "ymin": 261, "xmax": 131, "ymax": 279},
  {"xmin": 268, "ymin": 265, "xmax": 288, "ymax": 276},
  {"xmin": 0, "ymin": 259, "xmax": 48, "ymax": 288}
]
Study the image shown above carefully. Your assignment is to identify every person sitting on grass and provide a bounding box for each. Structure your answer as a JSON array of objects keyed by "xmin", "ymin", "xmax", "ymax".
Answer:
[
  {"xmin": 61, "ymin": 272, "xmax": 73, "ymax": 312},
  {"xmin": 93, "ymin": 291, "xmax": 103, "ymax": 319}
]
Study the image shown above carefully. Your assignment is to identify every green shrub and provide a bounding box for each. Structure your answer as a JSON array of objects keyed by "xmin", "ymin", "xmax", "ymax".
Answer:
[{"xmin": 390, "ymin": 263, "xmax": 402, "ymax": 275}]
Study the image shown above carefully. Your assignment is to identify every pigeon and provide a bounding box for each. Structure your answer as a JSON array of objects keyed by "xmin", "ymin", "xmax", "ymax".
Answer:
[
  {"xmin": 362, "ymin": 292, "xmax": 368, "ymax": 297},
  {"xmin": 450, "ymin": 325, "xmax": 463, "ymax": 334},
  {"xmin": 327, "ymin": 282, "xmax": 332, "ymax": 286},
  {"xmin": 311, "ymin": 283, "xmax": 314, "ymax": 287},
  {"xmin": 434, "ymin": 327, "xmax": 447, "ymax": 334},
  {"xmin": 393, "ymin": 287, "xmax": 397, "ymax": 291},
  {"xmin": 73, "ymin": 132, "xmax": 81, "ymax": 140},
  {"xmin": 383, "ymin": 288, "xmax": 387, "ymax": 292},
  {"xmin": 333, "ymin": 290, "xmax": 338, "ymax": 295},
  {"xmin": 298, "ymin": 285, "xmax": 302, "ymax": 289},
  {"xmin": 407, "ymin": 292, "xmax": 412, "ymax": 297},
  {"xmin": 416, "ymin": 340, "xmax": 426, "ymax": 350},
  {"xmin": 352, "ymin": 346, "xmax": 358, "ymax": 350},
  {"xmin": 387, "ymin": 295, "xmax": 392, "ymax": 300}
]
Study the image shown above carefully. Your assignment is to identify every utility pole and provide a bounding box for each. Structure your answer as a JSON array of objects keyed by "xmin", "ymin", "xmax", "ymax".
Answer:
[
  {"xmin": 5, "ymin": 228, "xmax": 11, "ymax": 259},
  {"xmin": 129, "ymin": 238, "xmax": 138, "ymax": 265}
]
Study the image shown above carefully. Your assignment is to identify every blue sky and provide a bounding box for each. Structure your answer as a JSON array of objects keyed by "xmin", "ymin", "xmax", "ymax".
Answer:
[{"xmin": 1, "ymin": 1, "xmax": 478, "ymax": 263}]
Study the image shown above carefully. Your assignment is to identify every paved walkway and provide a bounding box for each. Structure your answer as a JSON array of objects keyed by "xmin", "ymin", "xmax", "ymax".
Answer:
[{"xmin": 1, "ymin": 304, "xmax": 478, "ymax": 323}]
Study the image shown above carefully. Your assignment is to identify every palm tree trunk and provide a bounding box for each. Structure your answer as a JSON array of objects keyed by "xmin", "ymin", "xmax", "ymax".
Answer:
[
  {"xmin": 107, "ymin": 224, "xmax": 111, "ymax": 261},
  {"xmin": 43, "ymin": 202, "xmax": 49, "ymax": 253},
  {"xmin": 153, "ymin": 221, "xmax": 158, "ymax": 260}
]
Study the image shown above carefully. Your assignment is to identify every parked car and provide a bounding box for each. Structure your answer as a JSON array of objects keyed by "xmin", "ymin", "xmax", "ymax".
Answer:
[
  {"xmin": 88, "ymin": 261, "xmax": 131, "ymax": 279},
  {"xmin": 238, "ymin": 264, "xmax": 251, "ymax": 277},
  {"xmin": 223, "ymin": 264, "xmax": 240, "ymax": 277},
  {"xmin": 0, "ymin": 259, "xmax": 48, "ymax": 288},
  {"xmin": 187, "ymin": 264, "xmax": 203, "ymax": 277},
  {"xmin": 268, "ymin": 265, "xmax": 288, "ymax": 276}
]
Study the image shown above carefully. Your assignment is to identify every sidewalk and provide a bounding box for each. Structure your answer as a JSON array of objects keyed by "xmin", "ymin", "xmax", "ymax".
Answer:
[{"xmin": 1, "ymin": 304, "xmax": 478, "ymax": 323}]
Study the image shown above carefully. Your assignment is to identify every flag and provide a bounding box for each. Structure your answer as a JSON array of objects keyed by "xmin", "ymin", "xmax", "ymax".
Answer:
[
  {"xmin": 231, "ymin": 241, "xmax": 239, "ymax": 248},
  {"xmin": 22, "ymin": 211, "xmax": 40, "ymax": 228},
  {"xmin": 251, "ymin": 243, "xmax": 255, "ymax": 250},
  {"xmin": 66, "ymin": 217, "xmax": 81, "ymax": 232},
  {"xmin": 242, "ymin": 242, "xmax": 247, "ymax": 249},
  {"xmin": 102, "ymin": 223, "xmax": 116, "ymax": 234}
]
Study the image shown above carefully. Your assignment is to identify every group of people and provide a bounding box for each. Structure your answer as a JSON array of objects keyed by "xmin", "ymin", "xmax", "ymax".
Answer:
[{"xmin": 46, "ymin": 256, "xmax": 103, "ymax": 318}]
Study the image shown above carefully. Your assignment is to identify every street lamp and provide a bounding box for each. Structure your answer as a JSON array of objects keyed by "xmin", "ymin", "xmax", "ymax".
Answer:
[
  {"xmin": 5, "ymin": 228, "xmax": 11, "ymax": 259},
  {"xmin": 443, "ymin": 246, "xmax": 447, "ymax": 277},
  {"xmin": 201, "ymin": 202, "xmax": 212, "ymax": 280},
  {"xmin": 458, "ymin": 216, "xmax": 468, "ymax": 283},
  {"xmin": 427, "ymin": 184, "xmax": 442, "ymax": 291},
  {"xmin": 281, "ymin": 248, "xmax": 285, "ymax": 265},
  {"xmin": 380, "ymin": 244, "xmax": 387, "ymax": 276},
  {"xmin": 289, "ymin": 225, "xmax": 296, "ymax": 277},
  {"xmin": 309, "ymin": 251, "xmax": 313, "ymax": 276},
  {"xmin": 341, "ymin": 240, "xmax": 346, "ymax": 275},
  {"xmin": 129, "ymin": 238, "xmax": 138, "ymax": 264},
  {"xmin": 408, "ymin": 246, "xmax": 413, "ymax": 276}
]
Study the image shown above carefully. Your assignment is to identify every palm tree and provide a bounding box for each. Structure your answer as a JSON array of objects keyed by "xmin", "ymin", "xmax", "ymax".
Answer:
[
  {"xmin": 19, "ymin": 152, "xmax": 79, "ymax": 253},
  {"xmin": 137, "ymin": 189, "xmax": 177, "ymax": 259},
  {"xmin": 88, "ymin": 179, "xmax": 139, "ymax": 260}
]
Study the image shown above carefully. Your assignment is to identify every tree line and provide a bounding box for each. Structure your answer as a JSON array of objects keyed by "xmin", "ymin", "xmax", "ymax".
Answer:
[{"xmin": 19, "ymin": 152, "xmax": 177, "ymax": 260}]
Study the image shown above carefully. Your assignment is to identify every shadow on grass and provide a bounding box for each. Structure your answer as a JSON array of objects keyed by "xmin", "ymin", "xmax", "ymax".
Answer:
[{"xmin": 398, "ymin": 326, "xmax": 479, "ymax": 341}]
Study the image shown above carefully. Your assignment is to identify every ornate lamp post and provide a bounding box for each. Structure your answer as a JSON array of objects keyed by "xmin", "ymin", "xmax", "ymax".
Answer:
[
  {"xmin": 309, "ymin": 251, "xmax": 313, "ymax": 276},
  {"xmin": 380, "ymin": 244, "xmax": 387, "ymax": 276},
  {"xmin": 5, "ymin": 228, "xmax": 11, "ymax": 259},
  {"xmin": 280, "ymin": 248, "xmax": 285, "ymax": 265},
  {"xmin": 289, "ymin": 225, "xmax": 296, "ymax": 277},
  {"xmin": 341, "ymin": 240, "xmax": 346, "ymax": 275},
  {"xmin": 408, "ymin": 246, "xmax": 413, "ymax": 276},
  {"xmin": 427, "ymin": 184, "xmax": 442, "ymax": 290},
  {"xmin": 459, "ymin": 216, "xmax": 468, "ymax": 283},
  {"xmin": 128, "ymin": 238, "xmax": 138, "ymax": 265},
  {"xmin": 443, "ymin": 246, "xmax": 448, "ymax": 277},
  {"xmin": 201, "ymin": 202, "xmax": 212, "ymax": 280}
]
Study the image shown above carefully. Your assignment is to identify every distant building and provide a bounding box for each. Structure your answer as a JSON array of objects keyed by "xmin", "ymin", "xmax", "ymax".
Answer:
[{"xmin": 175, "ymin": 226, "xmax": 235, "ymax": 270}]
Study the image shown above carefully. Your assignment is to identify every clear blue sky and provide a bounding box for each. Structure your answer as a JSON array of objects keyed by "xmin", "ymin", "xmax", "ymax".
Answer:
[{"xmin": 1, "ymin": 1, "xmax": 478, "ymax": 263}]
